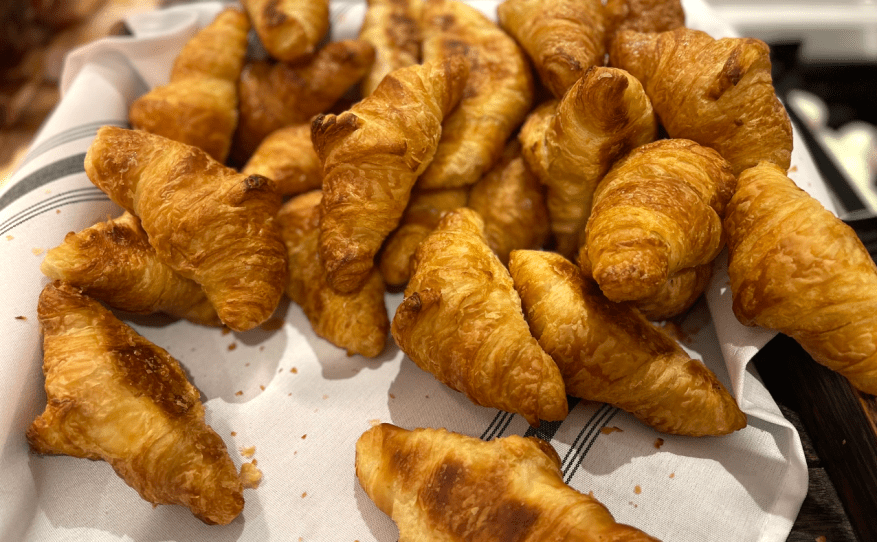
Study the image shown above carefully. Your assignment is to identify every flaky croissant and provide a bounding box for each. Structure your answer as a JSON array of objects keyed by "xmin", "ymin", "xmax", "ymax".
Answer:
[
  {"xmin": 40, "ymin": 212, "xmax": 219, "ymax": 326},
  {"xmin": 128, "ymin": 8, "xmax": 249, "ymax": 163},
  {"xmin": 579, "ymin": 138, "xmax": 735, "ymax": 304},
  {"xmin": 510, "ymin": 250, "xmax": 746, "ymax": 436},
  {"xmin": 518, "ymin": 66, "xmax": 657, "ymax": 257},
  {"xmin": 356, "ymin": 423, "xmax": 659, "ymax": 541},
  {"xmin": 28, "ymin": 282, "xmax": 244, "ymax": 525},
  {"xmin": 391, "ymin": 208, "xmax": 568, "ymax": 426},
  {"xmin": 610, "ymin": 27, "xmax": 793, "ymax": 175},
  {"xmin": 633, "ymin": 263, "xmax": 713, "ymax": 321},
  {"xmin": 277, "ymin": 190, "xmax": 389, "ymax": 358},
  {"xmin": 725, "ymin": 162, "xmax": 877, "ymax": 395},
  {"xmin": 497, "ymin": 0, "xmax": 607, "ymax": 99},
  {"xmin": 84, "ymin": 126, "xmax": 288, "ymax": 332},
  {"xmin": 313, "ymin": 57, "xmax": 469, "ymax": 294},
  {"xmin": 358, "ymin": 0, "xmax": 422, "ymax": 97},
  {"xmin": 604, "ymin": 0, "xmax": 684, "ymax": 47},
  {"xmin": 241, "ymin": 0, "xmax": 329, "ymax": 62},
  {"xmin": 417, "ymin": 0, "xmax": 534, "ymax": 189},
  {"xmin": 241, "ymin": 123, "xmax": 323, "ymax": 197}
]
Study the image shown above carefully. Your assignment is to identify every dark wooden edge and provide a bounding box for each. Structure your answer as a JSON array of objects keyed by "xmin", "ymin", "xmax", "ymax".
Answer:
[{"xmin": 754, "ymin": 334, "xmax": 877, "ymax": 542}]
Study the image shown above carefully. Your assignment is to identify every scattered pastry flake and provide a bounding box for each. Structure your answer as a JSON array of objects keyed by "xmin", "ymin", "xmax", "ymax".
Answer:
[
  {"xmin": 259, "ymin": 385, "xmax": 266, "ymax": 391},
  {"xmin": 369, "ymin": 419, "xmax": 382, "ymax": 427},
  {"xmin": 634, "ymin": 485, "xmax": 642, "ymax": 495},
  {"xmin": 288, "ymin": 393, "xmax": 292, "ymax": 397},
  {"xmin": 290, "ymin": 367, "xmax": 298, "ymax": 374},
  {"xmin": 245, "ymin": 362, "xmax": 250, "ymax": 367},
  {"xmin": 789, "ymin": 165, "xmax": 798, "ymax": 173},
  {"xmin": 5, "ymin": 235, "xmax": 13, "ymax": 241},
  {"xmin": 600, "ymin": 426, "xmax": 623, "ymax": 435},
  {"xmin": 228, "ymin": 342, "xmax": 237, "ymax": 351},
  {"xmin": 322, "ymin": 394, "xmax": 328, "ymax": 400},
  {"xmin": 231, "ymin": 431, "xmax": 237, "ymax": 437},
  {"xmin": 235, "ymin": 390, "xmax": 244, "ymax": 396},
  {"xmin": 240, "ymin": 446, "xmax": 256, "ymax": 458},
  {"xmin": 669, "ymin": 473, "xmax": 675, "ymax": 479},
  {"xmin": 222, "ymin": 327, "xmax": 231, "ymax": 335},
  {"xmin": 15, "ymin": 316, "xmax": 26, "ymax": 321},
  {"xmin": 301, "ymin": 434, "xmax": 307, "ymax": 440},
  {"xmin": 32, "ymin": 247, "xmax": 44, "ymax": 255},
  {"xmin": 301, "ymin": 492, "xmax": 308, "ymax": 498},
  {"xmin": 260, "ymin": 317, "xmax": 285, "ymax": 331},
  {"xmin": 654, "ymin": 438, "xmax": 665, "ymax": 449},
  {"xmin": 389, "ymin": 393, "xmax": 396, "ymax": 399},
  {"xmin": 240, "ymin": 461, "xmax": 263, "ymax": 489}
]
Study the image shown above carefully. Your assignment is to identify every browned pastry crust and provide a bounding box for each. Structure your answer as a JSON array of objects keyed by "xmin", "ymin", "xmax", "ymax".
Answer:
[
  {"xmin": 27, "ymin": 282, "xmax": 244, "ymax": 525},
  {"xmin": 358, "ymin": 0, "xmax": 422, "ymax": 97},
  {"xmin": 497, "ymin": 0, "xmax": 607, "ymax": 99},
  {"xmin": 84, "ymin": 126, "xmax": 288, "ymax": 332},
  {"xmin": 610, "ymin": 27, "xmax": 793, "ymax": 175},
  {"xmin": 580, "ymin": 138, "xmax": 735, "ymax": 303},
  {"xmin": 633, "ymin": 263, "xmax": 713, "ymax": 321},
  {"xmin": 518, "ymin": 66, "xmax": 657, "ymax": 257},
  {"xmin": 391, "ymin": 208, "xmax": 568, "ymax": 426},
  {"xmin": 510, "ymin": 250, "xmax": 746, "ymax": 436},
  {"xmin": 466, "ymin": 139, "xmax": 549, "ymax": 265},
  {"xmin": 128, "ymin": 8, "xmax": 249, "ymax": 164},
  {"xmin": 40, "ymin": 212, "xmax": 219, "ymax": 326},
  {"xmin": 356, "ymin": 423, "xmax": 660, "ymax": 541},
  {"xmin": 604, "ymin": 0, "xmax": 685, "ymax": 47},
  {"xmin": 241, "ymin": 123, "xmax": 323, "ymax": 197},
  {"xmin": 378, "ymin": 186, "xmax": 470, "ymax": 288},
  {"xmin": 313, "ymin": 57, "xmax": 469, "ymax": 294},
  {"xmin": 241, "ymin": 0, "xmax": 329, "ymax": 62},
  {"xmin": 276, "ymin": 190, "xmax": 389, "ymax": 358},
  {"xmin": 232, "ymin": 39, "xmax": 376, "ymax": 163},
  {"xmin": 417, "ymin": 0, "xmax": 534, "ymax": 189},
  {"xmin": 725, "ymin": 162, "xmax": 877, "ymax": 395}
]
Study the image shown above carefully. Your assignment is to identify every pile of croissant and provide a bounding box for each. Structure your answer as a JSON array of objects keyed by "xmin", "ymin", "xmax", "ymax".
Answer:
[{"xmin": 26, "ymin": 0, "xmax": 877, "ymax": 537}]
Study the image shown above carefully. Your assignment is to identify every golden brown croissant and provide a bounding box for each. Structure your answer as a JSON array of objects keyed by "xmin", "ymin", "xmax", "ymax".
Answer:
[
  {"xmin": 241, "ymin": 123, "xmax": 323, "ymax": 197},
  {"xmin": 84, "ymin": 126, "xmax": 288, "ymax": 332},
  {"xmin": 633, "ymin": 263, "xmax": 713, "ymax": 321},
  {"xmin": 579, "ymin": 139, "xmax": 735, "ymax": 304},
  {"xmin": 604, "ymin": 0, "xmax": 684, "ymax": 47},
  {"xmin": 358, "ymin": 0, "xmax": 422, "ymax": 97},
  {"xmin": 128, "ymin": 8, "xmax": 249, "ymax": 163},
  {"xmin": 40, "ymin": 212, "xmax": 219, "ymax": 326},
  {"xmin": 356, "ymin": 423, "xmax": 659, "ymax": 541},
  {"xmin": 232, "ymin": 40, "xmax": 376, "ymax": 163},
  {"xmin": 725, "ymin": 162, "xmax": 877, "ymax": 395},
  {"xmin": 466, "ymin": 139, "xmax": 549, "ymax": 265},
  {"xmin": 510, "ymin": 249, "xmax": 746, "ymax": 436},
  {"xmin": 610, "ymin": 27, "xmax": 793, "ymax": 175},
  {"xmin": 417, "ymin": 0, "xmax": 534, "ymax": 189},
  {"xmin": 313, "ymin": 57, "xmax": 469, "ymax": 294},
  {"xmin": 241, "ymin": 0, "xmax": 329, "ymax": 62},
  {"xmin": 378, "ymin": 186, "xmax": 470, "ymax": 288},
  {"xmin": 497, "ymin": 0, "xmax": 607, "ymax": 99},
  {"xmin": 276, "ymin": 190, "xmax": 389, "ymax": 358},
  {"xmin": 391, "ymin": 208, "xmax": 568, "ymax": 426},
  {"xmin": 28, "ymin": 282, "xmax": 244, "ymax": 525},
  {"xmin": 518, "ymin": 66, "xmax": 657, "ymax": 257}
]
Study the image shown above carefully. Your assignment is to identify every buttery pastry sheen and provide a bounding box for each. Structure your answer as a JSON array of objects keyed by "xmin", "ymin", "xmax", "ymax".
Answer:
[{"xmin": 241, "ymin": 0, "xmax": 330, "ymax": 62}]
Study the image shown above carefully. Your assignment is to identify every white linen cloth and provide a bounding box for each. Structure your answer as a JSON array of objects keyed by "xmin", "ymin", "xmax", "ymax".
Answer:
[{"xmin": 0, "ymin": 1, "xmax": 823, "ymax": 540}]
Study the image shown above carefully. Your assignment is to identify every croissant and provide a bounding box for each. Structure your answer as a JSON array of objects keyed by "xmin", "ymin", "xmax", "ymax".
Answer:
[
  {"xmin": 241, "ymin": 123, "xmax": 323, "ymax": 197},
  {"xmin": 417, "ymin": 0, "xmax": 534, "ymax": 189},
  {"xmin": 358, "ymin": 0, "xmax": 422, "ymax": 97},
  {"xmin": 518, "ymin": 66, "xmax": 657, "ymax": 257},
  {"xmin": 579, "ymin": 139, "xmax": 735, "ymax": 304},
  {"xmin": 128, "ymin": 8, "xmax": 249, "ymax": 163},
  {"xmin": 27, "ymin": 282, "xmax": 244, "ymax": 525},
  {"xmin": 496, "ymin": 0, "xmax": 607, "ymax": 99},
  {"xmin": 313, "ymin": 57, "xmax": 469, "ymax": 294},
  {"xmin": 40, "ymin": 212, "xmax": 219, "ymax": 326},
  {"xmin": 241, "ymin": 0, "xmax": 329, "ymax": 62},
  {"xmin": 276, "ymin": 190, "xmax": 389, "ymax": 358},
  {"xmin": 392, "ymin": 208, "xmax": 568, "ymax": 426},
  {"xmin": 232, "ymin": 40, "xmax": 376, "ymax": 162},
  {"xmin": 610, "ymin": 27, "xmax": 793, "ymax": 175},
  {"xmin": 725, "ymin": 161, "xmax": 877, "ymax": 395},
  {"xmin": 633, "ymin": 263, "xmax": 713, "ymax": 321},
  {"xmin": 84, "ymin": 126, "xmax": 288, "ymax": 332},
  {"xmin": 378, "ymin": 186, "xmax": 470, "ymax": 288},
  {"xmin": 510, "ymin": 250, "xmax": 746, "ymax": 436},
  {"xmin": 604, "ymin": 0, "xmax": 684, "ymax": 47},
  {"xmin": 356, "ymin": 423, "xmax": 659, "ymax": 541},
  {"xmin": 466, "ymin": 139, "xmax": 549, "ymax": 265}
]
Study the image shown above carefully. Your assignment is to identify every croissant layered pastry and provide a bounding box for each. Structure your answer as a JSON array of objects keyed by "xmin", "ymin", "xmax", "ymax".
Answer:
[
  {"xmin": 497, "ymin": 0, "xmax": 607, "ymax": 99},
  {"xmin": 604, "ymin": 0, "xmax": 685, "ymax": 46},
  {"xmin": 391, "ymin": 208, "xmax": 568, "ymax": 426},
  {"xmin": 27, "ymin": 282, "xmax": 244, "ymax": 525},
  {"xmin": 725, "ymin": 162, "xmax": 877, "ymax": 395},
  {"xmin": 277, "ymin": 190, "xmax": 389, "ymax": 358},
  {"xmin": 633, "ymin": 263, "xmax": 714, "ymax": 322},
  {"xmin": 313, "ymin": 57, "xmax": 469, "ymax": 294},
  {"xmin": 610, "ymin": 26, "xmax": 793, "ymax": 175},
  {"xmin": 510, "ymin": 250, "xmax": 746, "ymax": 436},
  {"xmin": 84, "ymin": 126, "xmax": 288, "ymax": 332},
  {"xmin": 580, "ymin": 139, "xmax": 735, "ymax": 308},
  {"xmin": 241, "ymin": 123, "xmax": 323, "ymax": 197},
  {"xmin": 40, "ymin": 212, "xmax": 219, "ymax": 326},
  {"xmin": 518, "ymin": 66, "xmax": 658, "ymax": 257},
  {"xmin": 241, "ymin": 0, "xmax": 329, "ymax": 62},
  {"xmin": 128, "ymin": 8, "xmax": 250, "ymax": 163},
  {"xmin": 417, "ymin": 0, "xmax": 534, "ymax": 189},
  {"xmin": 356, "ymin": 423, "xmax": 659, "ymax": 541},
  {"xmin": 358, "ymin": 0, "xmax": 422, "ymax": 97}
]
